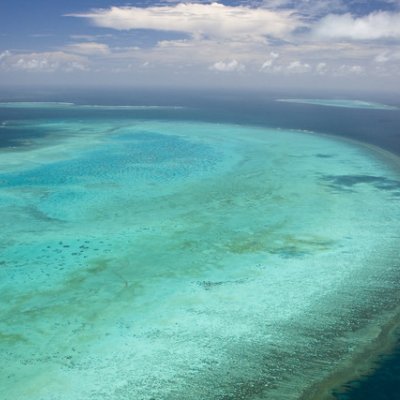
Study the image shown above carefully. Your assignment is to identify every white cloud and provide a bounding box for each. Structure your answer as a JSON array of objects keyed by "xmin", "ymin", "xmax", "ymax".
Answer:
[
  {"xmin": 313, "ymin": 11, "xmax": 400, "ymax": 40},
  {"xmin": 260, "ymin": 51, "xmax": 280, "ymax": 70},
  {"xmin": 374, "ymin": 50, "xmax": 400, "ymax": 63},
  {"xmin": 286, "ymin": 60, "xmax": 311, "ymax": 73},
  {"xmin": 375, "ymin": 52, "xmax": 390, "ymax": 63},
  {"xmin": 65, "ymin": 42, "xmax": 110, "ymax": 55},
  {"xmin": 0, "ymin": 51, "xmax": 11, "ymax": 61},
  {"xmin": 69, "ymin": 3, "xmax": 302, "ymax": 40},
  {"xmin": 210, "ymin": 60, "xmax": 245, "ymax": 72},
  {"xmin": 316, "ymin": 62, "xmax": 328, "ymax": 74},
  {"xmin": 337, "ymin": 64, "xmax": 364, "ymax": 75},
  {"xmin": 0, "ymin": 51, "xmax": 89, "ymax": 72}
]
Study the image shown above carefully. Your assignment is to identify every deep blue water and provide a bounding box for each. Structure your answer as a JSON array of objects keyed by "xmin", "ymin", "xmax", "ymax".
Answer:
[
  {"xmin": 0, "ymin": 87, "xmax": 400, "ymax": 399},
  {"xmin": 1, "ymin": 87, "xmax": 400, "ymax": 154},
  {"xmin": 333, "ymin": 336, "xmax": 400, "ymax": 400}
]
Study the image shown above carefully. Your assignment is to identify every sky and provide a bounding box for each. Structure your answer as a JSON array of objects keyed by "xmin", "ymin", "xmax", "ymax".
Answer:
[{"xmin": 0, "ymin": 0, "xmax": 400, "ymax": 90}]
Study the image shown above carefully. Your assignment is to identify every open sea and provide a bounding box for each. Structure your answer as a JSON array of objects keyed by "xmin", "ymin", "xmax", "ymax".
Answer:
[{"xmin": 0, "ymin": 87, "xmax": 399, "ymax": 400}]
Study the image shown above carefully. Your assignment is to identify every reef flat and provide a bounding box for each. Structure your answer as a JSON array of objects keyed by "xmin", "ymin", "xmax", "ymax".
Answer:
[{"xmin": 1, "ymin": 112, "xmax": 400, "ymax": 400}]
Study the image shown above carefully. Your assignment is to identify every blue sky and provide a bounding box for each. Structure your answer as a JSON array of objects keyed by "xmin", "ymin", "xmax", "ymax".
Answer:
[{"xmin": 1, "ymin": 1, "xmax": 400, "ymax": 90}]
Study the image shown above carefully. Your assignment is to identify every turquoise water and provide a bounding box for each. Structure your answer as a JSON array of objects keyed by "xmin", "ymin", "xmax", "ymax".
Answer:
[
  {"xmin": 1, "ymin": 105, "xmax": 400, "ymax": 399},
  {"xmin": 276, "ymin": 98, "xmax": 398, "ymax": 110}
]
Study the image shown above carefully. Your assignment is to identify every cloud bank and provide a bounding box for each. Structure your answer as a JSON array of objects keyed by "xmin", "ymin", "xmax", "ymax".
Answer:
[
  {"xmin": 0, "ymin": 51, "xmax": 88, "ymax": 72},
  {"xmin": 65, "ymin": 42, "xmax": 110, "ymax": 55},
  {"xmin": 69, "ymin": 3, "xmax": 302, "ymax": 40},
  {"xmin": 210, "ymin": 59, "xmax": 245, "ymax": 72},
  {"xmin": 1, "ymin": 2, "xmax": 400, "ymax": 90},
  {"xmin": 313, "ymin": 11, "xmax": 400, "ymax": 40}
]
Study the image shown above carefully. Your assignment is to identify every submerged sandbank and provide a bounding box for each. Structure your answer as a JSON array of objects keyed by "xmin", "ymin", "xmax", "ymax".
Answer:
[
  {"xmin": 276, "ymin": 98, "xmax": 398, "ymax": 110},
  {"xmin": 0, "ymin": 101, "xmax": 183, "ymax": 110}
]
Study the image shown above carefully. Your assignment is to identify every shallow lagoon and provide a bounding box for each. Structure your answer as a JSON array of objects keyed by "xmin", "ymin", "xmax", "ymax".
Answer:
[{"xmin": 1, "ymin": 108, "xmax": 400, "ymax": 399}]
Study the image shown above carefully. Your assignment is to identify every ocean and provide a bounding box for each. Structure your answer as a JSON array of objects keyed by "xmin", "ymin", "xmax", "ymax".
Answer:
[{"xmin": 0, "ymin": 87, "xmax": 399, "ymax": 400}]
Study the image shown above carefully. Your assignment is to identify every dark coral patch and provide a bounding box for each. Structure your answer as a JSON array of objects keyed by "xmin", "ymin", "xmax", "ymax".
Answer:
[{"xmin": 321, "ymin": 174, "xmax": 400, "ymax": 194}]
